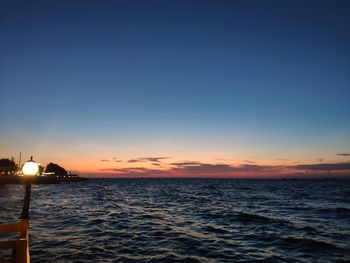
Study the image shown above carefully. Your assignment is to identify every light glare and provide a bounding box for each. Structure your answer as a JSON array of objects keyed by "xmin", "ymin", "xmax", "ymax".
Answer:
[{"xmin": 22, "ymin": 161, "xmax": 39, "ymax": 176}]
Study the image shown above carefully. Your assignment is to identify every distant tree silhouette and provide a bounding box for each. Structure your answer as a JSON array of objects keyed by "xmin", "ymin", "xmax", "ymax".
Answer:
[
  {"xmin": 45, "ymin": 162, "xmax": 67, "ymax": 176},
  {"xmin": 0, "ymin": 158, "xmax": 18, "ymax": 175},
  {"xmin": 38, "ymin": 164, "xmax": 44, "ymax": 176}
]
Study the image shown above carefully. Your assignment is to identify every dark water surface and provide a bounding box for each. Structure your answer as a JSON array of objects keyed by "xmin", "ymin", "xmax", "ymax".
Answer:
[{"xmin": 1, "ymin": 179, "xmax": 350, "ymax": 262}]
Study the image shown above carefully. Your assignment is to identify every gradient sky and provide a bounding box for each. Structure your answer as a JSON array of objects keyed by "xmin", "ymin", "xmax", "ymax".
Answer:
[{"xmin": 1, "ymin": 0, "xmax": 350, "ymax": 177}]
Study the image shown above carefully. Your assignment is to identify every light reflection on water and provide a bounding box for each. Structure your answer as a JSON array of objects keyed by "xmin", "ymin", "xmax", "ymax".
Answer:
[{"xmin": 1, "ymin": 179, "xmax": 350, "ymax": 262}]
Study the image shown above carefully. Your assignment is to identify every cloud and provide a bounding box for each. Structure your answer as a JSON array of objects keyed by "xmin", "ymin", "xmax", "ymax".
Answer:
[
  {"xmin": 294, "ymin": 162, "xmax": 350, "ymax": 171},
  {"xmin": 127, "ymin": 157, "xmax": 171, "ymax": 163},
  {"xmin": 244, "ymin": 160, "xmax": 256, "ymax": 164},
  {"xmin": 172, "ymin": 163, "xmax": 235, "ymax": 173},
  {"xmin": 96, "ymin": 159, "xmax": 350, "ymax": 178},
  {"xmin": 276, "ymin": 158, "xmax": 288, "ymax": 161},
  {"xmin": 171, "ymin": 162, "xmax": 281, "ymax": 174},
  {"xmin": 337, "ymin": 153, "xmax": 350, "ymax": 156},
  {"xmin": 99, "ymin": 167, "xmax": 165, "ymax": 177},
  {"xmin": 140, "ymin": 157, "xmax": 171, "ymax": 163},
  {"xmin": 100, "ymin": 167, "xmax": 148, "ymax": 172},
  {"xmin": 98, "ymin": 161, "xmax": 283, "ymax": 177},
  {"xmin": 101, "ymin": 158, "xmax": 123, "ymax": 162},
  {"xmin": 171, "ymin": 161, "xmax": 202, "ymax": 166},
  {"xmin": 213, "ymin": 157, "xmax": 230, "ymax": 161},
  {"xmin": 127, "ymin": 159, "xmax": 139, "ymax": 163}
]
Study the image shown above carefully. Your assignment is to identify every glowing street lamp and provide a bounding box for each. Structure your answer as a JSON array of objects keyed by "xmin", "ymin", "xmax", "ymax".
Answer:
[
  {"xmin": 20, "ymin": 156, "xmax": 39, "ymax": 219},
  {"xmin": 22, "ymin": 157, "xmax": 39, "ymax": 176}
]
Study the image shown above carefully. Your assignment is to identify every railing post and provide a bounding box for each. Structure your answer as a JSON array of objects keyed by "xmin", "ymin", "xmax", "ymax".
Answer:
[{"xmin": 20, "ymin": 183, "xmax": 31, "ymax": 220}]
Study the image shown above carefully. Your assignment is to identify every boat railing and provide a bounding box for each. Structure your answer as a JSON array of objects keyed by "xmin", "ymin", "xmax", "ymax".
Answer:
[{"xmin": 0, "ymin": 219, "xmax": 30, "ymax": 263}]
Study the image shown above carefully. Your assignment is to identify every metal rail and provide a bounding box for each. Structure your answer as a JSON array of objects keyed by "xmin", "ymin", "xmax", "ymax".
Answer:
[
  {"xmin": 0, "ymin": 219, "xmax": 30, "ymax": 263},
  {"xmin": 0, "ymin": 183, "xmax": 31, "ymax": 263}
]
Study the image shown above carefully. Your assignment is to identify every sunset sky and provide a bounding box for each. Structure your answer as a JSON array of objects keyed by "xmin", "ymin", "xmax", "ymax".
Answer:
[{"xmin": 1, "ymin": 0, "xmax": 350, "ymax": 178}]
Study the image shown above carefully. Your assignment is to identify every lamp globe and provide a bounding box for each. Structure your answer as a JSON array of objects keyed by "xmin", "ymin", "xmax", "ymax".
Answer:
[{"xmin": 22, "ymin": 156, "xmax": 39, "ymax": 176}]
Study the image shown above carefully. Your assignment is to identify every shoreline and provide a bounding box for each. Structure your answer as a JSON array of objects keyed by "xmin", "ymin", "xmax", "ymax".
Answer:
[{"xmin": 0, "ymin": 175, "xmax": 88, "ymax": 184}]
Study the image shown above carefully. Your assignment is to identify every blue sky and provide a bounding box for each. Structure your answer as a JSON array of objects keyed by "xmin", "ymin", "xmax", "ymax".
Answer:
[{"xmin": 1, "ymin": 0, "xmax": 350, "ymax": 176}]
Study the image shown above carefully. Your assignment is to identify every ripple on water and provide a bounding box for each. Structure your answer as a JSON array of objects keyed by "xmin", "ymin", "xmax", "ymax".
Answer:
[{"xmin": 1, "ymin": 179, "xmax": 350, "ymax": 262}]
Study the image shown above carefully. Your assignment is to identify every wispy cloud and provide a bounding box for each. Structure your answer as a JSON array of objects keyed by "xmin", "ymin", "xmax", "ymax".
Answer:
[
  {"xmin": 171, "ymin": 161, "xmax": 202, "ymax": 166},
  {"xmin": 171, "ymin": 162, "xmax": 281, "ymax": 173},
  {"xmin": 127, "ymin": 159, "xmax": 140, "ymax": 163},
  {"xmin": 244, "ymin": 160, "xmax": 256, "ymax": 164},
  {"xmin": 127, "ymin": 157, "xmax": 171, "ymax": 163},
  {"xmin": 96, "ymin": 159, "xmax": 350, "ymax": 178},
  {"xmin": 100, "ymin": 167, "xmax": 148, "ymax": 172},
  {"xmin": 213, "ymin": 157, "xmax": 231, "ymax": 161},
  {"xmin": 101, "ymin": 157, "xmax": 122, "ymax": 162},
  {"xmin": 337, "ymin": 153, "xmax": 350, "ymax": 156},
  {"xmin": 294, "ymin": 162, "xmax": 350, "ymax": 171},
  {"xmin": 141, "ymin": 157, "xmax": 171, "ymax": 163},
  {"xmin": 99, "ymin": 167, "xmax": 165, "ymax": 177}
]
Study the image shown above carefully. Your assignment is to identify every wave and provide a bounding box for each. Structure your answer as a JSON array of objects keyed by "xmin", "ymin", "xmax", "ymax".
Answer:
[
  {"xmin": 279, "ymin": 237, "xmax": 338, "ymax": 251},
  {"xmin": 235, "ymin": 211, "xmax": 289, "ymax": 225},
  {"xmin": 1, "ymin": 179, "xmax": 349, "ymax": 262}
]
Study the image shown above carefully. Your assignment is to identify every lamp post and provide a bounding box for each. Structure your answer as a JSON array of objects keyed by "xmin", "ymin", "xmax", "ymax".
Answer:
[{"xmin": 20, "ymin": 156, "xmax": 39, "ymax": 219}]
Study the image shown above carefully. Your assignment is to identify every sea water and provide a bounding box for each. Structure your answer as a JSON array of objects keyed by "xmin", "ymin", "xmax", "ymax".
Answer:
[{"xmin": 1, "ymin": 179, "xmax": 349, "ymax": 262}]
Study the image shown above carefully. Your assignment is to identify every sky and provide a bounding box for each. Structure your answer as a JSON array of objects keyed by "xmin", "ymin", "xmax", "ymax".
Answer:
[{"xmin": 1, "ymin": 0, "xmax": 350, "ymax": 178}]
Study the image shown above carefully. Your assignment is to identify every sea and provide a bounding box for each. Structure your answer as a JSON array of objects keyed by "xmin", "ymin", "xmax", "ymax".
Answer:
[{"xmin": 1, "ymin": 179, "xmax": 350, "ymax": 263}]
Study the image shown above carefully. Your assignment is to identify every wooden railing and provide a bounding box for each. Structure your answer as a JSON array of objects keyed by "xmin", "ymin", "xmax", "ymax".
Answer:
[{"xmin": 0, "ymin": 219, "xmax": 30, "ymax": 263}]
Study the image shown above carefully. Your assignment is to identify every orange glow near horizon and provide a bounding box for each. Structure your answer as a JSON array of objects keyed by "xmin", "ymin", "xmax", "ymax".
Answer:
[
  {"xmin": 2, "ymin": 142, "xmax": 350, "ymax": 178},
  {"xmin": 10, "ymin": 154, "xmax": 346, "ymax": 179}
]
